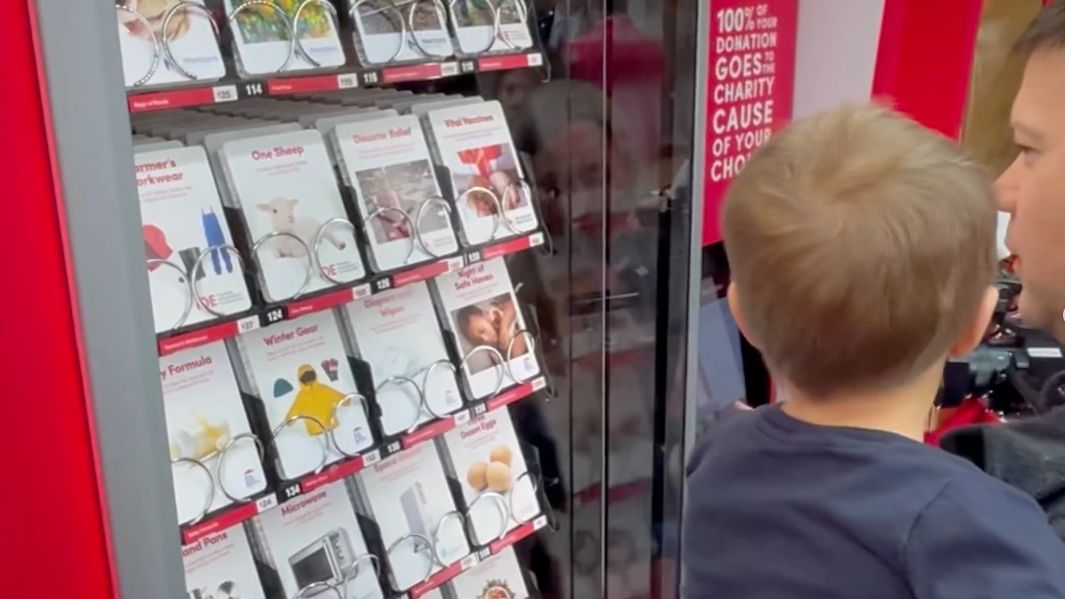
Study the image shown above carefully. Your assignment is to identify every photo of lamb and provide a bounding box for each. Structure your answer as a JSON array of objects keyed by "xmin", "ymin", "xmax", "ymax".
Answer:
[{"xmin": 256, "ymin": 198, "xmax": 348, "ymax": 258}]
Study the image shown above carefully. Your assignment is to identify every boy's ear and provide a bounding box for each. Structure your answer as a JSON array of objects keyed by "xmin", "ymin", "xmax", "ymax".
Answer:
[
  {"xmin": 948, "ymin": 285, "xmax": 1000, "ymax": 358},
  {"xmin": 727, "ymin": 283, "xmax": 760, "ymax": 349}
]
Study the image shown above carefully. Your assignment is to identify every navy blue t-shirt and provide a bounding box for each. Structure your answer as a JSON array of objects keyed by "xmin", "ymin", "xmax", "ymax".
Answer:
[{"xmin": 682, "ymin": 405, "xmax": 1065, "ymax": 598}]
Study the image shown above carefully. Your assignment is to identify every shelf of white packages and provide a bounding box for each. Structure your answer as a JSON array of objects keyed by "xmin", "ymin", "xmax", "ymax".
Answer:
[
  {"xmin": 180, "ymin": 375, "xmax": 547, "ymax": 546},
  {"xmin": 127, "ymin": 52, "xmax": 544, "ymax": 114},
  {"xmin": 158, "ymin": 232, "xmax": 545, "ymax": 356}
]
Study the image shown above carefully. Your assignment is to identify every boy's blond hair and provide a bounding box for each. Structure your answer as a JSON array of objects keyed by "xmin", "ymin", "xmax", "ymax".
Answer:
[{"xmin": 722, "ymin": 103, "xmax": 998, "ymax": 397}]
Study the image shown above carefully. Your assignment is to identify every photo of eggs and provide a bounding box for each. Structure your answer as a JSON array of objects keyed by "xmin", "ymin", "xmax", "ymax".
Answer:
[{"xmin": 465, "ymin": 445, "xmax": 515, "ymax": 494}]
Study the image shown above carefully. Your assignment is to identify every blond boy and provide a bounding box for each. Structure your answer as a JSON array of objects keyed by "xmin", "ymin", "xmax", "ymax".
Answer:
[{"xmin": 681, "ymin": 104, "xmax": 1065, "ymax": 598}]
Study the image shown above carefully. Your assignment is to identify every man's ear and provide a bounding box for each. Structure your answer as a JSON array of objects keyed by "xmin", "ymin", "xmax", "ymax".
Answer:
[
  {"xmin": 727, "ymin": 283, "xmax": 760, "ymax": 350},
  {"xmin": 949, "ymin": 285, "xmax": 1000, "ymax": 358}
]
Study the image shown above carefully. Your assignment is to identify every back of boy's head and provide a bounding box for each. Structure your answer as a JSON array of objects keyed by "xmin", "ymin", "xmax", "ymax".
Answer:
[{"xmin": 722, "ymin": 103, "xmax": 997, "ymax": 397}]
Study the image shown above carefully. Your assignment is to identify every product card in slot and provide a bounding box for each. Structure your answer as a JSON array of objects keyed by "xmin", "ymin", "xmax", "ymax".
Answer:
[
  {"xmin": 254, "ymin": 481, "xmax": 384, "ymax": 599},
  {"xmin": 355, "ymin": 442, "xmax": 470, "ymax": 592},
  {"xmin": 348, "ymin": 0, "xmax": 454, "ymax": 65},
  {"xmin": 407, "ymin": 96, "xmax": 483, "ymax": 118},
  {"xmin": 161, "ymin": 341, "xmax": 267, "ymax": 525},
  {"xmin": 300, "ymin": 107, "xmax": 368, "ymax": 130},
  {"xmin": 183, "ymin": 119, "xmax": 277, "ymax": 146},
  {"xmin": 305, "ymin": 89, "xmax": 415, "ymax": 107},
  {"xmin": 441, "ymin": 408, "xmax": 540, "ymax": 545},
  {"xmin": 315, "ymin": 109, "xmax": 397, "ymax": 139},
  {"xmin": 446, "ymin": 547, "xmax": 529, "ymax": 599},
  {"xmin": 340, "ymin": 282, "xmax": 463, "ymax": 436},
  {"xmin": 136, "ymin": 147, "xmax": 252, "ymax": 334},
  {"xmin": 116, "ymin": 0, "xmax": 226, "ymax": 88},
  {"xmin": 182, "ymin": 526, "xmax": 266, "ymax": 599},
  {"xmin": 219, "ymin": 129, "xmax": 366, "ymax": 301},
  {"xmin": 225, "ymin": 0, "xmax": 346, "ymax": 76},
  {"xmin": 449, "ymin": 0, "xmax": 533, "ymax": 55},
  {"xmin": 235, "ymin": 311, "xmax": 374, "ymax": 479},
  {"xmin": 333, "ymin": 115, "xmax": 459, "ymax": 271},
  {"xmin": 425, "ymin": 101, "xmax": 538, "ymax": 245},
  {"xmin": 432, "ymin": 258, "xmax": 540, "ymax": 399},
  {"xmin": 137, "ymin": 140, "xmax": 185, "ymax": 151}
]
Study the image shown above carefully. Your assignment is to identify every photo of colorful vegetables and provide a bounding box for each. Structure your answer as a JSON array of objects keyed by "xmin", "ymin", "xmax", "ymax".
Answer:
[{"xmin": 228, "ymin": 0, "xmax": 334, "ymax": 43}]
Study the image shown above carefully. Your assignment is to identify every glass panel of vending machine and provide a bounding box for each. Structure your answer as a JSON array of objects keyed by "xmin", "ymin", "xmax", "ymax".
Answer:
[{"xmin": 29, "ymin": 0, "xmax": 702, "ymax": 597}]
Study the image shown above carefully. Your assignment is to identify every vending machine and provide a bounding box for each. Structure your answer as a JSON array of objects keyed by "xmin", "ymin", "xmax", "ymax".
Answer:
[{"xmin": 14, "ymin": 1, "xmax": 705, "ymax": 597}]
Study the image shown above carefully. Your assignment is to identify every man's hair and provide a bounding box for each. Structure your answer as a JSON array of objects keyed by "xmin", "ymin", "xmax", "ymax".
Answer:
[
  {"xmin": 1015, "ymin": 0, "xmax": 1065, "ymax": 55},
  {"xmin": 722, "ymin": 103, "xmax": 998, "ymax": 397}
]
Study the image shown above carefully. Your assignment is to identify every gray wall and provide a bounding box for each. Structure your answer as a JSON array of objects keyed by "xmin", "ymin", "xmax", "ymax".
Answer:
[{"xmin": 33, "ymin": 1, "xmax": 184, "ymax": 596}]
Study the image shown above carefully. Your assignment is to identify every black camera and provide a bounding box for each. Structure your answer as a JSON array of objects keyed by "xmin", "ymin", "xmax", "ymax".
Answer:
[{"xmin": 938, "ymin": 273, "xmax": 1065, "ymax": 415}]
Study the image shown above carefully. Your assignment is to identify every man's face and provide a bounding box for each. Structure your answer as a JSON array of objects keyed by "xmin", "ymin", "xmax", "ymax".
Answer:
[{"xmin": 998, "ymin": 48, "xmax": 1065, "ymax": 341}]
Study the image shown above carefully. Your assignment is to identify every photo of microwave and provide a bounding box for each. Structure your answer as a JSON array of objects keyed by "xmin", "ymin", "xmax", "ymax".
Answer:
[
  {"xmin": 400, "ymin": 482, "xmax": 430, "ymax": 539},
  {"xmin": 289, "ymin": 529, "xmax": 356, "ymax": 593}
]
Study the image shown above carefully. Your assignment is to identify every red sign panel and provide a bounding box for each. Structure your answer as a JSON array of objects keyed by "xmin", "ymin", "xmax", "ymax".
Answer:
[{"xmin": 702, "ymin": 0, "xmax": 797, "ymax": 246}]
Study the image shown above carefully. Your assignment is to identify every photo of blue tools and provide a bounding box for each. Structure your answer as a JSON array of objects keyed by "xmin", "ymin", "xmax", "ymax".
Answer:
[{"xmin": 201, "ymin": 207, "xmax": 233, "ymax": 275}]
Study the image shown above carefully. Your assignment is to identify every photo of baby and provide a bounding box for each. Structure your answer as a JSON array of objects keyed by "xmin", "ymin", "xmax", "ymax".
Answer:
[
  {"xmin": 453, "ymin": 293, "xmax": 529, "ymax": 374},
  {"xmin": 227, "ymin": 0, "xmax": 334, "ymax": 43},
  {"xmin": 355, "ymin": 160, "xmax": 449, "ymax": 245},
  {"xmin": 454, "ymin": 144, "xmax": 529, "ymax": 218}
]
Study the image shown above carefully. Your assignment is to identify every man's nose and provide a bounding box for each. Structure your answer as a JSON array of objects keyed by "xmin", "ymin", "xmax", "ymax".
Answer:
[{"xmin": 994, "ymin": 173, "xmax": 1018, "ymax": 214}]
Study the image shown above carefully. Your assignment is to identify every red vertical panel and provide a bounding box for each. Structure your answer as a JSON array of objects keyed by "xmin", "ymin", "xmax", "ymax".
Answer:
[
  {"xmin": 873, "ymin": 0, "xmax": 983, "ymax": 139},
  {"xmin": 871, "ymin": 0, "xmax": 908, "ymax": 98},
  {"xmin": 0, "ymin": 2, "xmax": 116, "ymax": 597}
]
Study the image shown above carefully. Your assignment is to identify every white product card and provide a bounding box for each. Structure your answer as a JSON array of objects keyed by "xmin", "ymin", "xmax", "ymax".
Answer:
[
  {"xmin": 136, "ymin": 147, "xmax": 252, "ymax": 334},
  {"xmin": 407, "ymin": 97, "xmax": 483, "ymax": 117},
  {"xmin": 449, "ymin": 0, "xmax": 533, "ymax": 55},
  {"xmin": 447, "ymin": 548, "xmax": 529, "ymax": 599},
  {"xmin": 348, "ymin": 0, "xmax": 454, "ymax": 64},
  {"xmin": 256, "ymin": 482, "xmax": 383, "ymax": 599},
  {"xmin": 116, "ymin": 0, "xmax": 226, "ymax": 88},
  {"xmin": 220, "ymin": 129, "xmax": 365, "ymax": 301},
  {"xmin": 316, "ymin": 109, "xmax": 398, "ymax": 138},
  {"xmin": 426, "ymin": 101, "xmax": 538, "ymax": 245},
  {"xmin": 357, "ymin": 443, "xmax": 470, "ymax": 591},
  {"xmin": 226, "ymin": 0, "xmax": 346, "ymax": 76},
  {"xmin": 441, "ymin": 409, "xmax": 539, "ymax": 545},
  {"xmin": 161, "ymin": 342, "xmax": 267, "ymax": 525},
  {"xmin": 342, "ymin": 282, "xmax": 463, "ymax": 436},
  {"xmin": 333, "ymin": 115, "xmax": 459, "ymax": 271},
  {"xmin": 136, "ymin": 140, "xmax": 186, "ymax": 151},
  {"xmin": 182, "ymin": 527, "xmax": 266, "ymax": 599},
  {"xmin": 433, "ymin": 258, "xmax": 540, "ymax": 399},
  {"xmin": 237, "ymin": 311, "xmax": 374, "ymax": 479}
]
